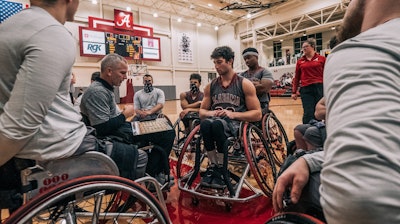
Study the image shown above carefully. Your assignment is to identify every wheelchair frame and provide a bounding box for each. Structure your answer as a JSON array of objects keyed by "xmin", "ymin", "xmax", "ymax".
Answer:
[
  {"xmin": 172, "ymin": 116, "xmax": 200, "ymax": 158},
  {"xmin": 262, "ymin": 110, "xmax": 289, "ymax": 166},
  {"xmin": 1, "ymin": 151, "xmax": 171, "ymax": 224},
  {"xmin": 176, "ymin": 122, "xmax": 279, "ymax": 209},
  {"xmin": 266, "ymin": 212, "xmax": 326, "ymax": 224}
]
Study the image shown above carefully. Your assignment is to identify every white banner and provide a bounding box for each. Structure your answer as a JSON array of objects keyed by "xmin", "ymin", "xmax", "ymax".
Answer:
[{"xmin": 178, "ymin": 32, "xmax": 193, "ymax": 63}]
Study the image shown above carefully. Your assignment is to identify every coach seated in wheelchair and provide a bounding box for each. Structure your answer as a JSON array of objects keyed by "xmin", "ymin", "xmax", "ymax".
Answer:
[
  {"xmin": 179, "ymin": 73, "xmax": 204, "ymax": 133},
  {"xmin": 80, "ymin": 54, "xmax": 174, "ymax": 187},
  {"xmin": 198, "ymin": 46, "xmax": 262, "ymax": 188}
]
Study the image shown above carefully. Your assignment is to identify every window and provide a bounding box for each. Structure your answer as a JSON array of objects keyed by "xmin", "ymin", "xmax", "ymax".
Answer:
[
  {"xmin": 273, "ymin": 41, "xmax": 282, "ymax": 59},
  {"xmin": 294, "ymin": 32, "xmax": 323, "ymax": 55}
]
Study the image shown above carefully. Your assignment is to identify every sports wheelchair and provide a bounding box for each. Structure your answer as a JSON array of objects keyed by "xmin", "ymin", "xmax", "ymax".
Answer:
[
  {"xmin": 261, "ymin": 110, "xmax": 289, "ymax": 165},
  {"xmin": 0, "ymin": 151, "xmax": 171, "ymax": 224},
  {"xmin": 172, "ymin": 114, "xmax": 200, "ymax": 158},
  {"xmin": 176, "ymin": 121, "xmax": 280, "ymax": 210}
]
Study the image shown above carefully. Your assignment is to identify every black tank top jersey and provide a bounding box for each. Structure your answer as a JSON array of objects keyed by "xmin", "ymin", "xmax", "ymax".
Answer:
[
  {"xmin": 185, "ymin": 91, "xmax": 204, "ymax": 104},
  {"xmin": 210, "ymin": 74, "xmax": 246, "ymax": 113}
]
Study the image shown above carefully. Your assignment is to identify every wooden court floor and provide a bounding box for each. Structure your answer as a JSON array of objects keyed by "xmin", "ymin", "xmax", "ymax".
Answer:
[{"xmin": 163, "ymin": 97, "xmax": 303, "ymax": 141}]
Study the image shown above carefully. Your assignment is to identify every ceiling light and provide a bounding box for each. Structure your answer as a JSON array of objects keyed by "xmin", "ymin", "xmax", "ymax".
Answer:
[
  {"xmin": 280, "ymin": 39, "xmax": 283, "ymax": 42},
  {"xmin": 126, "ymin": 6, "xmax": 131, "ymax": 11},
  {"xmin": 214, "ymin": 26, "xmax": 219, "ymax": 31},
  {"xmin": 228, "ymin": 10, "xmax": 232, "ymax": 13},
  {"xmin": 153, "ymin": 13, "xmax": 158, "ymax": 17},
  {"xmin": 177, "ymin": 18, "xmax": 182, "ymax": 22},
  {"xmin": 302, "ymin": 32, "xmax": 307, "ymax": 36},
  {"xmin": 331, "ymin": 26, "xmax": 336, "ymax": 30},
  {"xmin": 246, "ymin": 13, "xmax": 251, "ymax": 18},
  {"xmin": 197, "ymin": 22, "xmax": 202, "ymax": 27},
  {"xmin": 91, "ymin": 0, "xmax": 97, "ymax": 4},
  {"xmin": 208, "ymin": 3, "xmax": 212, "ymax": 7}
]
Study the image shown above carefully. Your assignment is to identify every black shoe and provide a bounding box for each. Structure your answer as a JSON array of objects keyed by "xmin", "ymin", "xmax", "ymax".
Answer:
[
  {"xmin": 200, "ymin": 165, "xmax": 216, "ymax": 187},
  {"xmin": 212, "ymin": 166, "xmax": 228, "ymax": 189},
  {"xmin": 155, "ymin": 173, "xmax": 175, "ymax": 188},
  {"xmin": 209, "ymin": 175, "xmax": 226, "ymax": 189}
]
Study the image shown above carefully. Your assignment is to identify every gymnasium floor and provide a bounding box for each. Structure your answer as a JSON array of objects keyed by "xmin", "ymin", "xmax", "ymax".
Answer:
[{"xmin": 163, "ymin": 97, "xmax": 303, "ymax": 223}]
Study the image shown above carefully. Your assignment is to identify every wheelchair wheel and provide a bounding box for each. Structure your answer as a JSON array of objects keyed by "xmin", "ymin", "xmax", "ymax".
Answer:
[
  {"xmin": 5, "ymin": 175, "xmax": 169, "ymax": 224},
  {"xmin": 243, "ymin": 123, "xmax": 277, "ymax": 197},
  {"xmin": 266, "ymin": 212, "xmax": 325, "ymax": 224},
  {"xmin": 172, "ymin": 118, "xmax": 186, "ymax": 157},
  {"xmin": 176, "ymin": 125, "xmax": 207, "ymax": 187},
  {"xmin": 262, "ymin": 111, "xmax": 289, "ymax": 166}
]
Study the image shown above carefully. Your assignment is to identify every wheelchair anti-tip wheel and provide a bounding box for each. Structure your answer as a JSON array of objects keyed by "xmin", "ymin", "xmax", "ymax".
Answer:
[{"xmin": 172, "ymin": 118, "xmax": 187, "ymax": 158}]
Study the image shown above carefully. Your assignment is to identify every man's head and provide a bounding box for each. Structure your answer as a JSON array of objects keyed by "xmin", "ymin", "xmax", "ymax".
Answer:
[
  {"xmin": 190, "ymin": 73, "xmax": 201, "ymax": 85},
  {"xmin": 210, "ymin": 46, "xmax": 235, "ymax": 76},
  {"xmin": 242, "ymin": 47, "xmax": 259, "ymax": 69},
  {"xmin": 100, "ymin": 54, "xmax": 128, "ymax": 87},
  {"xmin": 337, "ymin": 0, "xmax": 366, "ymax": 44},
  {"xmin": 329, "ymin": 35, "xmax": 338, "ymax": 49},
  {"xmin": 31, "ymin": 0, "xmax": 79, "ymax": 24},
  {"xmin": 91, "ymin": 71, "xmax": 100, "ymax": 83},
  {"xmin": 143, "ymin": 74, "xmax": 153, "ymax": 85},
  {"xmin": 189, "ymin": 73, "xmax": 201, "ymax": 93}
]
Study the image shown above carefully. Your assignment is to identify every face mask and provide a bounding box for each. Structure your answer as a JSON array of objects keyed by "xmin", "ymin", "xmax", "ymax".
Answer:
[
  {"xmin": 190, "ymin": 83, "xmax": 199, "ymax": 94},
  {"xmin": 144, "ymin": 81, "xmax": 153, "ymax": 93}
]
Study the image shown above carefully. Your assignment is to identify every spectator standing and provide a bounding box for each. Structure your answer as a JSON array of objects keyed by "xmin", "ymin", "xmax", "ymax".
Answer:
[
  {"xmin": 292, "ymin": 39, "xmax": 325, "ymax": 124},
  {"xmin": 240, "ymin": 47, "xmax": 274, "ymax": 113}
]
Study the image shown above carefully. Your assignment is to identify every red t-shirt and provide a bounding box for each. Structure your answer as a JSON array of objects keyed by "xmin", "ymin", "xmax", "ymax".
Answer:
[{"xmin": 292, "ymin": 53, "xmax": 325, "ymax": 92}]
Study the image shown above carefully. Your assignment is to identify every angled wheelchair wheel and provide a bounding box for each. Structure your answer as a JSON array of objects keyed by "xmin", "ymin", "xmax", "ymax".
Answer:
[
  {"xmin": 176, "ymin": 125, "xmax": 207, "ymax": 188},
  {"xmin": 243, "ymin": 123, "xmax": 277, "ymax": 197},
  {"xmin": 172, "ymin": 118, "xmax": 187, "ymax": 157},
  {"xmin": 5, "ymin": 175, "xmax": 169, "ymax": 224},
  {"xmin": 262, "ymin": 111, "xmax": 289, "ymax": 166},
  {"xmin": 266, "ymin": 212, "xmax": 325, "ymax": 224}
]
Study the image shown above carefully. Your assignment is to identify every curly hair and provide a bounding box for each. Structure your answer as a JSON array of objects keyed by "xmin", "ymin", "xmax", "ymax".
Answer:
[{"xmin": 210, "ymin": 46, "xmax": 235, "ymax": 62}]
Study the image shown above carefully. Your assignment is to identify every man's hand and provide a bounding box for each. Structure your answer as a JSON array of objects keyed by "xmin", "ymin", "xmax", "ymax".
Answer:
[
  {"xmin": 122, "ymin": 105, "xmax": 135, "ymax": 118},
  {"xmin": 291, "ymin": 93, "xmax": 298, "ymax": 100},
  {"xmin": 223, "ymin": 109, "xmax": 235, "ymax": 120},
  {"xmin": 180, "ymin": 109, "xmax": 189, "ymax": 119},
  {"xmin": 134, "ymin": 109, "xmax": 146, "ymax": 118},
  {"xmin": 251, "ymin": 80, "xmax": 261, "ymax": 86},
  {"xmin": 272, "ymin": 158, "xmax": 310, "ymax": 213},
  {"xmin": 213, "ymin": 109, "xmax": 226, "ymax": 117}
]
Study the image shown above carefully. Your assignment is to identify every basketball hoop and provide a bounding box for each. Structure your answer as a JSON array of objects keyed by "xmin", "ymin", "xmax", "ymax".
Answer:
[{"xmin": 128, "ymin": 63, "xmax": 148, "ymax": 78}]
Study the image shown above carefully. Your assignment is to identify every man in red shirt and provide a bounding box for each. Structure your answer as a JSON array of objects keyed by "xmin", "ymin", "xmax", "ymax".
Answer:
[{"xmin": 291, "ymin": 39, "xmax": 325, "ymax": 124}]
